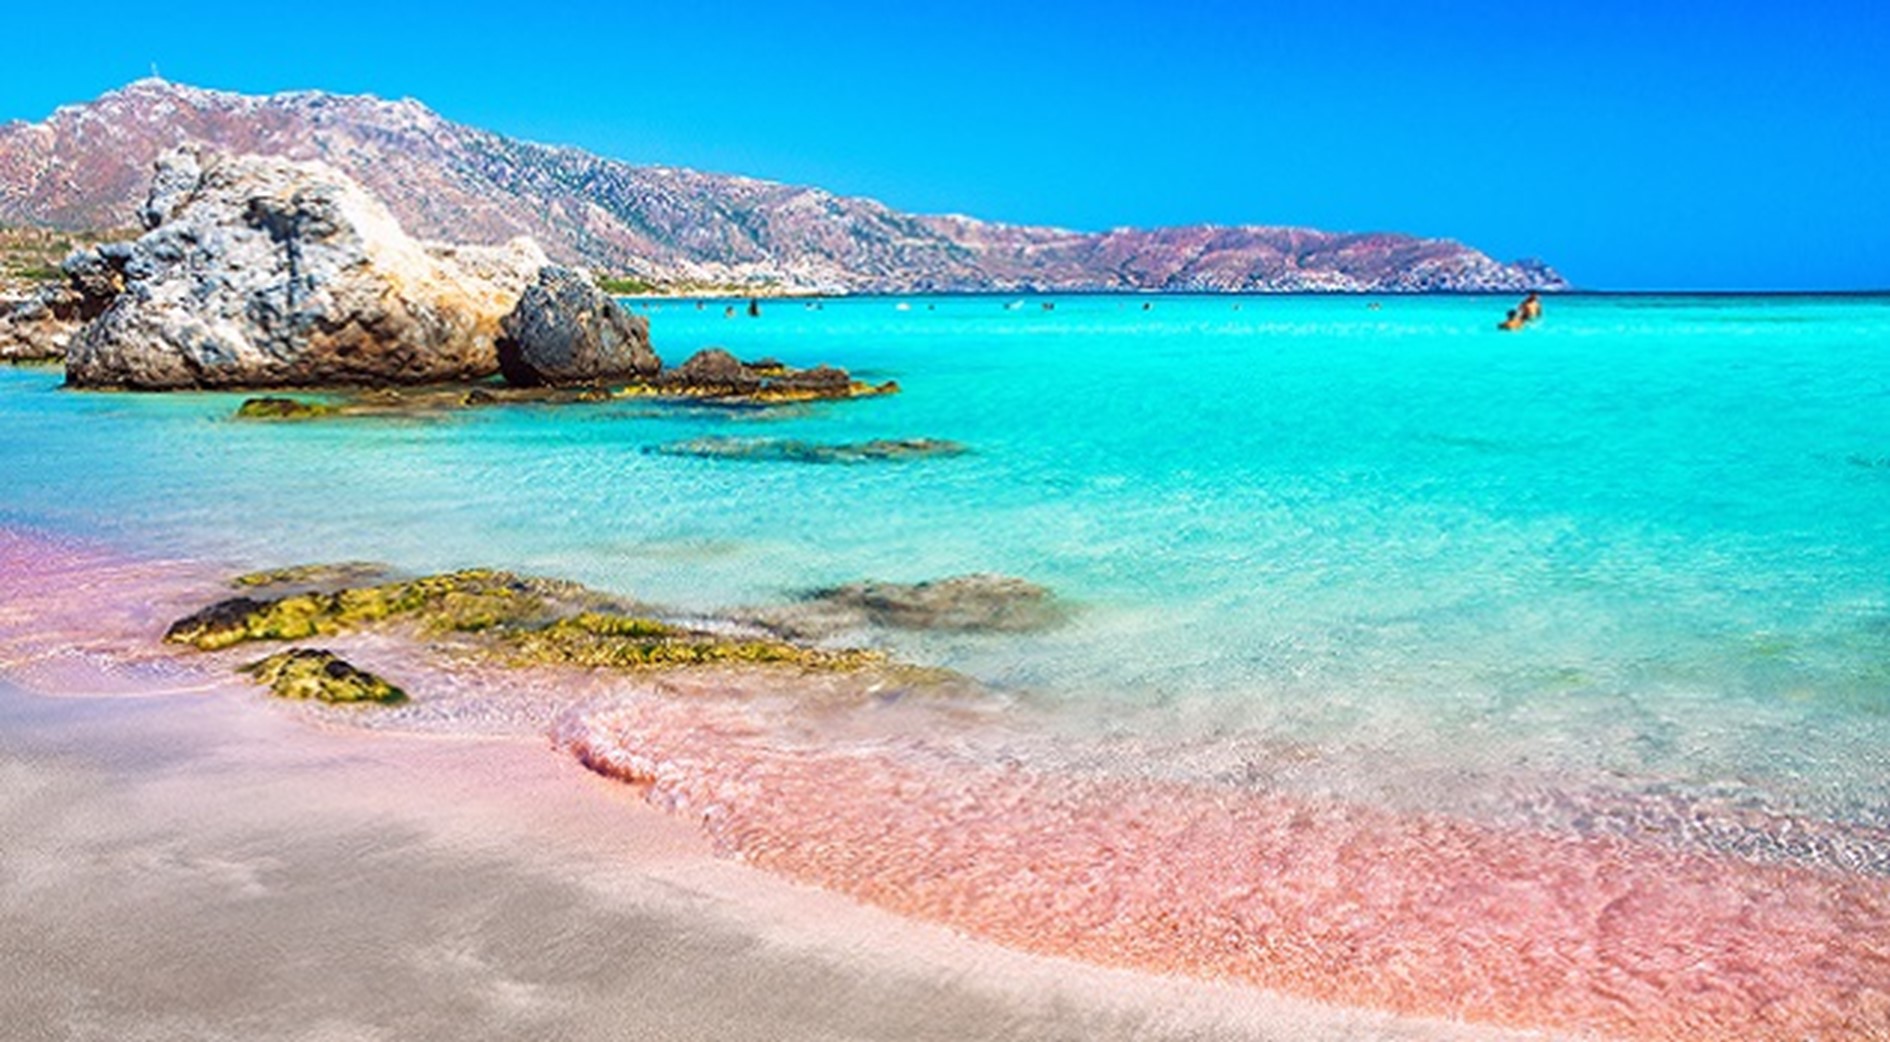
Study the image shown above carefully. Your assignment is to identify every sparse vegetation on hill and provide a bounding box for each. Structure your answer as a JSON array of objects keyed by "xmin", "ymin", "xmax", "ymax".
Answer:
[
  {"xmin": 0, "ymin": 225, "xmax": 132, "ymax": 297},
  {"xmin": 595, "ymin": 272, "xmax": 804, "ymax": 298},
  {"xmin": 595, "ymin": 275, "xmax": 654, "ymax": 295}
]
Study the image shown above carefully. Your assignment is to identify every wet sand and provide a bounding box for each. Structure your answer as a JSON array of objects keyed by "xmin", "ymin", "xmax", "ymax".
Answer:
[
  {"xmin": 6, "ymin": 526, "xmax": 1889, "ymax": 1040},
  {"xmin": 0, "ymin": 680, "xmax": 1545, "ymax": 1042}
]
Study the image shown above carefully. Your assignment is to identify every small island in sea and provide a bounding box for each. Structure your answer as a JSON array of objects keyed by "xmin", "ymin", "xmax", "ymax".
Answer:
[{"xmin": 2, "ymin": 24, "xmax": 1886, "ymax": 1042}]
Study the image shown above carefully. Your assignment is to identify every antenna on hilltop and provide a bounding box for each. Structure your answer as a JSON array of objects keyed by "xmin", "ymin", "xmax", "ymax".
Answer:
[{"xmin": 149, "ymin": 62, "xmax": 162, "ymax": 82}]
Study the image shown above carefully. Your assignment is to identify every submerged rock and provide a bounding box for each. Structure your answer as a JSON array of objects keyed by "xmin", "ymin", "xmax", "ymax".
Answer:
[
  {"xmin": 497, "ymin": 610, "xmax": 883, "ymax": 671},
  {"xmin": 240, "ymin": 648, "xmax": 407, "ymax": 704},
  {"xmin": 230, "ymin": 561, "xmax": 392, "ymax": 590},
  {"xmin": 754, "ymin": 574, "xmax": 1066, "ymax": 638},
  {"xmin": 66, "ymin": 146, "xmax": 549, "ymax": 388},
  {"xmin": 163, "ymin": 569, "xmax": 576, "ymax": 650},
  {"xmin": 163, "ymin": 596, "xmax": 276, "ymax": 651},
  {"xmin": 497, "ymin": 265, "xmax": 659, "ymax": 387},
  {"xmin": 651, "ymin": 436, "xmax": 969, "ymax": 464},
  {"xmin": 164, "ymin": 566, "xmax": 878, "ymax": 673},
  {"xmin": 233, "ymin": 396, "xmax": 340, "ymax": 420}
]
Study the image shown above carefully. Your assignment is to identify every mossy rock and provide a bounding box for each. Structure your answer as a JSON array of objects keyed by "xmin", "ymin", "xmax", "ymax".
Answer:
[
  {"xmin": 231, "ymin": 562, "xmax": 392, "ymax": 590},
  {"xmin": 166, "ymin": 569, "xmax": 571, "ymax": 650},
  {"xmin": 240, "ymin": 648, "xmax": 407, "ymax": 704},
  {"xmin": 167, "ymin": 569, "xmax": 882, "ymax": 676},
  {"xmin": 234, "ymin": 397, "xmax": 340, "ymax": 420},
  {"xmin": 497, "ymin": 610, "xmax": 883, "ymax": 671},
  {"xmin": 748, "ymin": 380, "xmax": 899, "ymax": 404}
]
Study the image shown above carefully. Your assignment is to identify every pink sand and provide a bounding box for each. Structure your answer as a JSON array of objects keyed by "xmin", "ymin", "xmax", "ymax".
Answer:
[
  {"xmin": 561, "ymin": 695, "xmax": 1890, "ymax": 1041},
  {"xmin": 8, "ymin": 526, "xmax": 1887, "ymax": 1039}
]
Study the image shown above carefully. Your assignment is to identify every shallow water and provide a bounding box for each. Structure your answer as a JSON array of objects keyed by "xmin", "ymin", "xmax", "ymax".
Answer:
[{"xmin": 4, "ymin": 293, "xmax": 1890, "ymax": 1037}]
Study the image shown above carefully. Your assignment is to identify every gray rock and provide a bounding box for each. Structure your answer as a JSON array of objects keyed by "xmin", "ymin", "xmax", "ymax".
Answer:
[
  {"xmin": 496, "ymin": 266, "xmax": 657, "ymax": 386},
  {"xmin": 0, "ymin": 248, "xmax": 126, "ymax": 362},
  {"xmin": 65, "ymin": 146, "xmax": 549, "ymax": 389},
  {"xmin": 749, "ymin": 574, "xmax": 1066, "ymax": 639},
  {"xmin": 773, "ymin": 364, "xmax": 850, "ymax": 392},
  {"xmin": 0, "ymin": 294, "xmax": 73, "ymax": 362},
  {"xmin": 660, "ymin": 347, "xmax": 761, "ymax": 393},
  {"xmin": 651, "ymin": 349, "xmax": 895, "ymax": 403},
  {"xmin": 650, "ymin": 436, "xmax": 969, "ymax": 465},
  {"xmin": 60, "ymin": 247, "xmax": 129, "ymax": 317}
]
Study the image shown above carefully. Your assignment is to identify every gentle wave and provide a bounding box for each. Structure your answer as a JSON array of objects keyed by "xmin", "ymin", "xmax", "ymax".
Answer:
[
  {"xmin": 558, "ymin": 693, "xmax": 1890, "ymax": 1041},
  {"xmin": 8, "ymin": 524, "xmax": 1890, "ymax": 1039}
]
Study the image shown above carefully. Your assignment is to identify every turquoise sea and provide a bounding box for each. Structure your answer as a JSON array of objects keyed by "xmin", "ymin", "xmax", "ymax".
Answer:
[
  {"xmin": 5, "ymin": 294, "xmax": 1890, "ymax": 823},
  {"xmin": 7, "ymin": 292, "xmax": 1890, "ymax": 1035}
]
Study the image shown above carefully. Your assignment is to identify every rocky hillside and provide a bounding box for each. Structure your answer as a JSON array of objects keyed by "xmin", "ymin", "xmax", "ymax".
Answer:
[
  {"xmin": 0, "ymin": 225, "xmax": 134, "ymax": 297},
  {"xmin": 0, "ymin": 79, "xmax": 1566, "ymax": 293}
]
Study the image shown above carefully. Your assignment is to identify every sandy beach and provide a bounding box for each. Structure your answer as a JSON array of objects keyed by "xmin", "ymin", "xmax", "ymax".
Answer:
[{"xmin": 0, "ymin": 670, "xmax": 1553, "ymax": 1042}]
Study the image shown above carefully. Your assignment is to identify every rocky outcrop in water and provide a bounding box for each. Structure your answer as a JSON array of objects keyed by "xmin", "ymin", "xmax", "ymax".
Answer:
[
  {"xmin": 64, "ymin": 147, "xmax": 549, "ymax": 389},
  {"xmin": 165, "ymin": 567, "xmax": 882, "ymax": 672},
  {"xmin": 233, "ymin": 396, "xmax": 340, "ymax": 420},
  {"xmin": 650, "ymin": 348, "xmax": 897, "ymax": 402},
  {"xmin": 230, "ymin": 562, "xmax": 393, "ymax": 590},
  {"xmin": 240, "ymin": 648, "xmax": 407, "ymax": 704},
  {"xmin": 660, "ymin": 348, "xmax": 759, "ymax": 394},
  {"xmin": 498, "ymin": 266, "xmax": 658, "ymax": 386}
]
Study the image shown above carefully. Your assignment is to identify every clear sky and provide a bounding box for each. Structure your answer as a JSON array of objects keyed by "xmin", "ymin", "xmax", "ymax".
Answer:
[{"xmin": 2, "ymin": 0, "xmax": 1886, "ymax": 290}]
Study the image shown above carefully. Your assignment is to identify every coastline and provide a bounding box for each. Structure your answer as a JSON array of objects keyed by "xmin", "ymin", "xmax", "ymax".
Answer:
[
  {"xmin": 0, "ymin": 544, "xmax": 1542, "ymax": 1042},
  {"xmin": 6, "ymin": 524, "xmax": 1889, "ymax": 1040}
]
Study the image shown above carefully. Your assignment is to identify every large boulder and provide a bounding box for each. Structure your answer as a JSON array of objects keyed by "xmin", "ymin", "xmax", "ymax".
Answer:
[
  {"xmin": 496, "ymin": 266, "xmax": 658, "ymax": 386},
  {"xmin": 65, "ymin": 147, "xmax": 548, "ymax": 388}
]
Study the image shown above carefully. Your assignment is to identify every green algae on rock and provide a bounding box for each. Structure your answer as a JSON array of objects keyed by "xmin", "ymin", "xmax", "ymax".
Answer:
[
  {"xmin": 233, "ymin": 396, "xmax": 341, "ymax": 420},
  {"xmin": 166, "ymin": 569, "xmax": 883, "ymax": 674},
  {"xmin": 164, "ymin": 569, "xmax": 580, "ymax": 650},
  {"xmin": 497, "ymin": 610, "xmax": 884, "ymax": 671},
  {"xmin": 231, "ymin": 561, "xmax": 392, "ymax": 590},
  {"xmin": 239, "ymin": 648, "xmax": 407, "ymax": 704}
]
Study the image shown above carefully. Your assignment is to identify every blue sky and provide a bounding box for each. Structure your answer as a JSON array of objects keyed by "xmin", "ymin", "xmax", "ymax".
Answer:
[{"xmin": 2, "ymin": 1, "xmax": 1886, "ymax": 289}]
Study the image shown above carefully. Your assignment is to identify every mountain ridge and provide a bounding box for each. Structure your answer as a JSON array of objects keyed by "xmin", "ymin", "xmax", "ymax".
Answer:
[{"xmin": 0, "ymin": 79, "xmax": 1567, "ymax": 293}]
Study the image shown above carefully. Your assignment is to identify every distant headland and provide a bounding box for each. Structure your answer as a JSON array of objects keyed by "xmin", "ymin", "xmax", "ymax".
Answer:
[{"xmin": 0, "ymin": 78, "xmax": 1566, "ymax": 296}]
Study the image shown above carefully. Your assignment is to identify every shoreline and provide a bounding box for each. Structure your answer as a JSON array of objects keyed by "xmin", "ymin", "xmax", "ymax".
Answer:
[
  {"xmin": 0, "ymin": 522, "xmax": 1544, "ymax": 1041},
  {"xmin": 0, "ymin": 657, "xmax": 1537, "ymax": 1042},
  {"xmin": 5, "ymin": 522, "xmax": 1888, "ymax": 1040}
]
